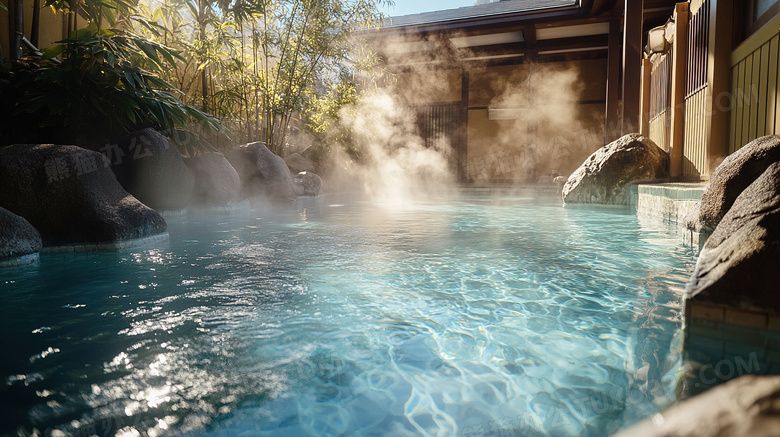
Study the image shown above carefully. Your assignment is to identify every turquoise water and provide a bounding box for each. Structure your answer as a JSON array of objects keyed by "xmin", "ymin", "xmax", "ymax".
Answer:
[{"xmin": 0, "ymin": 193, "xmax": 697, "ymax": 437}]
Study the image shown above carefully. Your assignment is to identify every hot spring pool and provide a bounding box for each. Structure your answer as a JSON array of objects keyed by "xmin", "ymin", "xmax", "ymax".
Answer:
[{"xmin": 1, "ymin": 192, "xmax": 697, "ymax": 436}]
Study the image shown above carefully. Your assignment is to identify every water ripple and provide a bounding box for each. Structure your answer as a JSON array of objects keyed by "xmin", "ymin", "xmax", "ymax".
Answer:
[{"xmin": 0, "ymin": 194, "xmax": 697, "ymax": 437}]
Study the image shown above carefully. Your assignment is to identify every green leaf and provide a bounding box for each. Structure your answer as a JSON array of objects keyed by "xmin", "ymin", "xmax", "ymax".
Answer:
[
  {"xmin": 122, "ymin": 71, "xmax": 137, "ymax": 88},
  {"xmin": 131, "ymin": 15, "xmax": 163, "ymax": 37},
  {"xmin": 41, "ymin": 45, "xmax": 65, "ymax": 60},
  {"xmin": 72, "ymin": 23, "xmax": 98, "ymax": 39},
  {"xmin": 135, "ymin": 40, "xmax": 162, "ymax": 67}
]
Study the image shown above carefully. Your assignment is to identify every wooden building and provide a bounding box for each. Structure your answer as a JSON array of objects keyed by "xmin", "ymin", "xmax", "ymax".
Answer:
[
  {"xmin": 362, "ymin": 0, "xmax": 780, "ymax": 184},
  {"xmin": 5, "ymin": 0, "xmax": 780, "ymax": 184},
  {"xmin": 644, "ymin": 0, "xmax": 780, "ymax": 180},
  {"xmin": 361, "ymin": 0, "xmax": 680, "ymax": 184}
]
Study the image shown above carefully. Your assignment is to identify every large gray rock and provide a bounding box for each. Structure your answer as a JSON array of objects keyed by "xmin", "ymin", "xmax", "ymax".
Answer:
[
  {"xmin": 684, "ymin": 161, "xmax": 780, "ymax": 311},
  {"xmin": 284, "ymin": 152, "xmax": 315, "ymax": 173},
  {"xmin": 225, "ymin": 142, "xmax": 296, "ymax": 201},
  {"xmin": 293, "ymin": 172, "xmax": 323, "ymax": 197},
  {"xmin": 614, "ymin": 375, "xmax": 780, "ymax": 437},
  {"xmin": 111, "ymin": 128, "xmax": 194, "ymax": 211},
  {"xmin": 0, "ymin": 144, "xmax": 166, "ymax": 247},
  {"xmin": 686, "ymin": 135, "xmax": 780, "ymax": 233},
  {"xmin": 184, "ymin": 152, "xmax": 241, "ymax": 206},
  {"xmin": 0, "ymin": 206, "xmax": 42, "ymax": 262},
  {"xmin": 562, "ymin": 134, "xmax": 669, "ymax": 205}
]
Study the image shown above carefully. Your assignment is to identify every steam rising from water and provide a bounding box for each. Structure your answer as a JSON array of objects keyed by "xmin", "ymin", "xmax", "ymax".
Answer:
[
  {"xmin": 330, "ymin": 89, "xmax": 456, "ymax": 206},
  {"xmin": 320, "ymin": 34, "xmax": 608, "ymax": 195}
]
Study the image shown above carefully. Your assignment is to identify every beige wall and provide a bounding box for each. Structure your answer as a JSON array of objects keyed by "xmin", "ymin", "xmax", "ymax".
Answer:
[
  {"xmin": 466, "ymin": 109, "xmax": 532, "ymax": 181},
  {"xmin": 1, "ymin": 0, "xmax": 67, "ymax": 58},
  {"xmin": 393, "ymin": 68, "xmax": 462, "ymax": 104},
  {"xmin": 465, "ymin": 58, "xmax": 607, "ymax": 183},
  {"xmin": 469, "ymin": 64, "xmax": 529, "ymax": 107}
]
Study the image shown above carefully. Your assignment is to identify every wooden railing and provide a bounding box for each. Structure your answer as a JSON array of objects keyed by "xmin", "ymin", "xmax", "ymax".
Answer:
[
  {"xmin": 413, "ymin": 103, "xmax": 461, "ymax": 151},
  {"xmin": 648, "ymin": 52, "xmax": 672, "ymax": 152},
  {"xmin": 682, "ymin": 0, "xmax": 710, "ymax": 178}
]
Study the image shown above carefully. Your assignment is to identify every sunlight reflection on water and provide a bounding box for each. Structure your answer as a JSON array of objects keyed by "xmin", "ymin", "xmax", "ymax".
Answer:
[{"xmin": 0, "ymin": 193, "xmax": 696, "ymax": 436}]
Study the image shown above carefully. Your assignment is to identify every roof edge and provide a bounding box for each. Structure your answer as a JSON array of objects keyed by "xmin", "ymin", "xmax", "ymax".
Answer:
[{"xmin": 362, "ymin": 2, "xmax": 582, "ymax": 36}]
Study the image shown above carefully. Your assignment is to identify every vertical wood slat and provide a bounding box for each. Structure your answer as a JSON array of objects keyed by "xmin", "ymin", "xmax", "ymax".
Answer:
[
  {"xmin": 766, "ymin": 36, "xmax": 779, "ymax": 135},
  {"xmin": 742, "ymin": 54, "xmax": 753, "ymax": 147},
  {"xmin": 700, "ymin": 91, "xmax": 708, "ymax": 171},
  {"xmin": 414, "ymin": 103, "xmax": 460, "ymax": 152},
  {"xmin": 750, "ymin": 53, "xmax": 761, "ymax": 140},
  {"xmin": 683, "ymin": 94, "xmax": 699, "ymax": 175},
  {"xmin": 730, "ymin": 65, "xmax": 738, "ymax": 154},
  {"xmin": 690, "ymin": 93, "xmax": 696, "ymax": 176},
  {"xmin": 684, "ymin": 87, "xmax": 709, "ymax": 176},
  {"xmin": 681, "ymin": 0, "xmax": 710, "ymax": 177},
  {"xmin": 758, "ymin": 44, "xmax": 770, "ymax": 137},
  {"xmin": 687, "ymin": 11, "xmax": 692, "ymax": 94},
  {"xmin": 688, "ymin": 7, "xmax": 694, "ymax": 94},
  {"xmin": 735, "ymin": 59, "xmax": 745, "ymax": 151},
  {"xmin": 685, "ymin": 96, "xmax": 691, "ymax": 175},
  {"xmin": 666, "ymin": 50, "xmax": 673, "ymax": 150},
  {"xmin": 695, "ymin": 91, "xmax": 700, "ymax": 175},
  {"xmin": 686, "ymin": 0, "xmax": 710, "ymax": 97},
  {"xmin": 683, "ymin": 94, "xmax": 691, "ymax": 175},
  {"xmin": 689, "ymin": 93, "xmax": 695, "ymax": 175},
  {"xmin": 724, "ymin": 30, "xmax": 780, "ymax": 154},
  {"xmin": 688, "ymin": 10, "xmax": 695, "ymax": 94},
  {"xmin": 703, "ymin": 91, "xmax": 708, "ymax": 171},
  {"xmin": 694, "ymin": 6, "xmax": 699, "ymax": 92},
  {"xmin": 704, "ymin": 3, "xmax": 710, "ymax": 90},
  {"xmin": 776, "ymin": 35, "xmax": 780, "ymax": 139},
  {"xmin": 649, "ymin": 52, "xmax": 673, "ymax": 151},
  {"xmin": 692, "ymin": 92, "xmax": 698, "ymax": 175},
  {"xmin": 691, "ymin": 91, "xmax": 707, "ymax": 175},
  {"xmin": 695, "ymin": 91, "xmax": 701, "ymax": 174},
  {"xmin": 696, "ymin": 7, "xmax": 702, "ymax": 91}
]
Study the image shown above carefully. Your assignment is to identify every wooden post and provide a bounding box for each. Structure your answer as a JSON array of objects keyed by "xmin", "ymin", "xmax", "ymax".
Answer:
[
  {"xmin": 622, "ymin": 0, "xmax": 644, "ymax": 134},
  {"xmin": 640, "ymin": 58, "xmax": 652, "ymax": 136},
  {"xmin": 705, "ymin": 0, "xmax": 734, "ymax": 176},
  {"xmin": 460, "ymin": 67, "xmax": 469, "ymax": 183},
  {"xmin": 669, "ymin": 2, "xmax": 689, "ymax": 178},
  {"xmin": 605, "ymin": 17, "xmax": 621, "ymax": 144}
]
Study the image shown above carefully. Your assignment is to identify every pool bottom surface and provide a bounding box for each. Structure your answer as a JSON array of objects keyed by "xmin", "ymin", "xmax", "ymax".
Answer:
[{"xmin": 0, "ymin": 193, "xmax": 696, "ymax": 436}]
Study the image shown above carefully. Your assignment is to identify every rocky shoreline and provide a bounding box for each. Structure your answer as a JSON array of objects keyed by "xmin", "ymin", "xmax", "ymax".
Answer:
[{"xmin": 0, "ymin": 129, "xmax": 323, "ymax": 266}]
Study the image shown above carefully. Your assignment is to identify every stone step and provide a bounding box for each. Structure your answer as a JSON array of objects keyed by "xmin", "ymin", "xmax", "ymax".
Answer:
[{"xmin": 630, "ymin": 181, "xmax": 706, "ymax": 224}]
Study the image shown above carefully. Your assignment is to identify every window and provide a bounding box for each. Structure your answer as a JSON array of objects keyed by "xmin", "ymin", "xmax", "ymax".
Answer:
[
  {"xmin": 747, "ymin": 0, "xmax": 780, "ymax": 37},
  {"xmin": 755, "ymin": 0, "xmax": 779, "ymax": 20}
]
